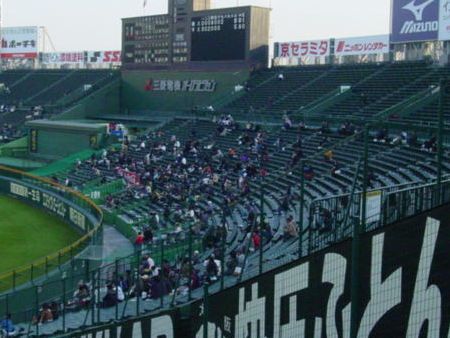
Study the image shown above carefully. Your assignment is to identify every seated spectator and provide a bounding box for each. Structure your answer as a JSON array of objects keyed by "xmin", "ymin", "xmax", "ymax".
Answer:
[
  {"xmin": 225, "ymin": 251, "xmax": 239, "ymax": 276},
  {"xmin": 317, "ymin": 136, "xmax": 330, "ymax": 150},
  {"xmin": 116, "ymin": 283, "xmax": 125, "ymax": 302},
  {"xmin": 117, "ymin": 275, "xmax": 130, "ymax": 295},
  {"xmin": 33, "ymin": 303, "xmax": 54, "ymax": 325},
  {"xmin": 279, "ymin": 195, "xmax": 290, "ymax": 214},
  {"xmin": 274, "ymin": 137, "xmax": 285, "ymax": 152},
  {"xmin": 366, "ymin": 170, "xmax": 377, "ymax": 188},
  {"xmin": 282, "ymin": 114, "xmax": 292, "ymax": 130},
  {"xmin": 374, "ymin": 129, "xmax": 388, "ymax": 143},
  {"xmin": 261, "ymin": 222, "xmax": 273, "ymax": 243},
  {"xmin": 204, "ymin": 255, "xmax": 221, "ymax": 281},
  {"xmin": 324, "ymin": 149, "xmax": 333, "ymax": 162},
  {"xmin": 1, "ymin": 314, "xmax": 16, "ymax": 336},
  {"xmin": 283, "ymin": 215, "xmax": 299, "ymax": 240},
  {"xmin": 68, "ymin": 281, "xmax": 90, "ymax": 309},
  {"xmin": 320, "ymin": 121, "xmax": 330, "ymax": 134},
  {"xmin": 143, "ymin": 227, "xmax": 154, "ymax": 243},
  {"xmin": 102, "ymin": 284, "xmax": 118, "ymax": 308},
  {"xmin": 422, "ymin": 136, "xmax": 437, "ymax": 152},
  {"xmin": 252, "ymin": 230, "xmax": 261, "ymax": 250},
  {"xmin": 317, "ymin": 207, "xmax": 332, "ymax": 231},
  {"xmin": 190, "ymin": 269, "xmax": 201, "ymax": 290},
  {"xmin": 331, "ymin": 162, "xmax": 342, "ymax": 177},
  {"xmin": 407, "ymin": 132, "xmax": 418, "ymax": 147},
  {"xmin": 303, "ymin": 165, "xmax": 315, "ymax": 180}
]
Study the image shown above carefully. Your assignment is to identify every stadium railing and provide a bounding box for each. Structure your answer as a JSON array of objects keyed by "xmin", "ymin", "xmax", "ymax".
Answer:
[
  {"xmin": 305, "ymin": 178, "xmax": 450, "ymax": 255},
  {"xmin": 0, "ymin": 233, "xmax": 202, "ymax": 331}
]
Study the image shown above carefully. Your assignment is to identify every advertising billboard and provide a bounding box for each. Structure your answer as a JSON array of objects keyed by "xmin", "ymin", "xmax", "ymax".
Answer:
[
  {"xmin": 41, "ymin": 52, "xmax": 85, "ymax": 65},
  {"xmin": 335, "ymin": 35, "xmax": 390, "ymax": 56},
  {"xmin": 86, "ymin": 51, "xmax": 121, "ymax": 64},
  {"xmin": 0, "ymin": 26, "xmax": 38, "ymax": 59},
  {"xmin": 41, "ymin": 51, "xmax": 121, "ymax": 65},
  {"xmin": 391, "ymin": 0, "xmax": 439, "ymax": 43},
  {"xmin": 438, "ymin": 0, "xmax": 450, "ymax": 40},
  {"xmin": 276, "ymin": 39, "xmax": 330, "ymax": 58}
]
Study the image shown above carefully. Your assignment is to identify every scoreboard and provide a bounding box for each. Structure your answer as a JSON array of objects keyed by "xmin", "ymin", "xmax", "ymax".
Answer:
[
  {"xmin": 122, "ymin": 0, "xmax": 269, "ymax": 69},
  {"xmin": 191, "ymin": 12, "xmax": 247, "ymax": 61}
]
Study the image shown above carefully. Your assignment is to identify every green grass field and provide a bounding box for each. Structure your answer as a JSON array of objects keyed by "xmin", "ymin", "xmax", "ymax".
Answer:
[{"xmin": 0, "ymin": 195, "xmax": 80, "ymax": 275}]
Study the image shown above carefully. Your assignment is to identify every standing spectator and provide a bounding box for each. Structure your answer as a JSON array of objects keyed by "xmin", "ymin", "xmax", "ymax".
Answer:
[{"xmin": 135, "ymin": 232, "xmax": 145, "ymax": 249}]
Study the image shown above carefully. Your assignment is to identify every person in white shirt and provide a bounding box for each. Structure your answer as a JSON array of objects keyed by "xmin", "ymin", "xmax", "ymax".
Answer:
[{"xmin": 146, "ymin": 255, "xmax": 155, "ymax": 269}]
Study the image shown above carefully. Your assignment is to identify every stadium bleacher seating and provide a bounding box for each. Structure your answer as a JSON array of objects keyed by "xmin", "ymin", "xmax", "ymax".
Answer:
[
  {"xmin": 0, "ymin": 69, "xmax": 119, "ymax": 142},
  {"xmin": 14, "ymin": 113, "xmax": 448, "ymax": 336},
  {"xmin": 57, "ymin": 118, "xmax": 446, "ymax": 241},
  {"xmin": 0, "ymin": 69, "xmax": 117, "ymax": 107},
  {"xmin": 30, "ymin": 69, "xmax": 116, "ymax": 106},
  {"xmin": 224, "ymin": 61, "xmax": 450, "ymax": 125}
]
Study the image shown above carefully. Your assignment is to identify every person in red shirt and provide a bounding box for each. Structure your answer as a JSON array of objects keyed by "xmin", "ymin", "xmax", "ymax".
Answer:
[
  {"xmin": 252, "ymin": 231, "xmax": 261, "ymax": 250},
  {"xmin": 135, "ymin": 232, "xmax": 144, "ymax": 249}
]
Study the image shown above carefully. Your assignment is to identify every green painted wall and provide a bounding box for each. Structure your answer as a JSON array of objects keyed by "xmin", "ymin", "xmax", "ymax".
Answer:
[
  {"xmin": 34, "ymin": 131, "xmax": 90, "ymax": 159},
  {"xmin": 29, "ymin": 127, "xmax": 104, "ymax": 160},
  {"xmin": 121, "ymin": 69, "xmax": 249, "ymax": 112}
]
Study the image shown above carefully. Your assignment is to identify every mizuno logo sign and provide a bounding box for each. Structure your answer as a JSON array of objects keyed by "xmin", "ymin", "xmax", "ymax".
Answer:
[
  {"xmin": 400, "ymin": 20, "xmax": 438, "ymax": 33},
  {"xmin": 402, "ymin": 0, "xmax": 435, "ymax": 21}
]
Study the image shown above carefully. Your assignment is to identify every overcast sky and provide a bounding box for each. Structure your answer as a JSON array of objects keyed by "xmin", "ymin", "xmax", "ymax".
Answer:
[{"xmin": 2, "ymin": 0, "xmax": 390, "ymax": 51}]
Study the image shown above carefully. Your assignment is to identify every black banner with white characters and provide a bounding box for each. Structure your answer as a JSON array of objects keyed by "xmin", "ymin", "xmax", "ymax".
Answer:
[
  {"xmin": 198, "ymin": 205, "xmax": 450, "ymax": 338},
  {"xmin": 69, "ymin": 204, "xmax": 450, "ymax": 338}
]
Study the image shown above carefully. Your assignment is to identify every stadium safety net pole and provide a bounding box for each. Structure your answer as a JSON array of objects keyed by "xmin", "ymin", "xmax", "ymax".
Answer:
[
  {"xmin": 188, "ymin": 222, "xmax": 193, "ymax": 300},
  {"xmin": 437, "ymin": 78, "xmax": 445, "ymax": 205},
  {"xmin": 350, "ymin": 124, "xmax": 369, "ymax": 338},
  {"xmin": 259, "ymin": 172, "xmax": 264, "ymax": 275},
  {"xmin": 298, "ymin": 160, "xmax": 305, "ymax": 259},
  {"xmin": 221, "ymin": 209, "xmax": 226, "ymax": 291}
]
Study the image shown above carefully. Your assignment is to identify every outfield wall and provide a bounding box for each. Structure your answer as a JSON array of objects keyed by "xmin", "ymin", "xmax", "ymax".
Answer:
[
  {"xmin": 58, "ymin": 203, "xmax": 450, "ymax": 337},
  {"xmin": 121, "ymin": 70, "xmax": 249, "ymax": 112},
  {"xmin": 0, "ymin": 167, "xmax": 103, "ymax": 322},
  {"xmin": 0, "ymin": 178, "xmax": 98, "ymax": 235}
]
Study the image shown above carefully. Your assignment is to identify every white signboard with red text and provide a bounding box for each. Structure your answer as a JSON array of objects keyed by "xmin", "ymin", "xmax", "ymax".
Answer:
[
  {"xmin": 334, "ymin": 35, "xmax": 390, "ymax": 56},
  {"xmin": 41, "ymin": 52, "xmax": 85, "ymax": 65},
  {"xmin": 40, "ymin": 51, "xmax": 121, "ymax": 65},
  {"xmin": 1, "ymin": 26, "xmax": 38, "ymax": 59},
  {"xmin": 276, "ymin": 40, "xmax": 331, "ymax": 58},
  {"xmin": 86, "ymin": 51, "xmax": 121, "ymax": 64}
]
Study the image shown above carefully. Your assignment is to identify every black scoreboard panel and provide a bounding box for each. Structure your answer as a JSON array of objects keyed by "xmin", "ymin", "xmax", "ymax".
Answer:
[
  {"xmin": 123, "ymin": 15, "xmax": 170, "ymax": 65},
  {"xmin": 190, "ymin": 12, "xmax": 247, "ymax": 61}
]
